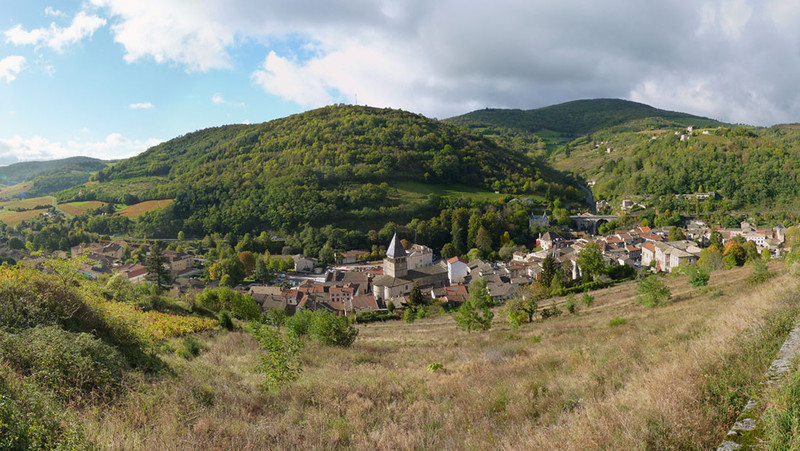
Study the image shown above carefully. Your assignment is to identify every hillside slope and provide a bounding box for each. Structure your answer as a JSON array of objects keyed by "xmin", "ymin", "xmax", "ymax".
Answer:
[
  {"xmin": 59, "ymin": 105, "xmax": 581, "ymax": 236},
  {"xmin": 445, "ymin": 98, "xmax": 725, "ymax": 148},
  {"xmin": 0, "ymin": 156, "xmax": 108, "ymax": 187}
]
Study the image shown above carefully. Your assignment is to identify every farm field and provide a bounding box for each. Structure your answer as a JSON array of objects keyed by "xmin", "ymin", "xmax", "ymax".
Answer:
[
  {"xmin": 0, "ymin": 195, "xmax": 54, "ymax": 211},
  {"xmin": 78, "ymin": 263, "xmax": 799, "ymax": 450},
  {"xmin": 116, "ymin": 199, "xmax": 174, "ymax": 218},
  {"xmin": 0, "ymin": 208, "xmax": 48, "ymax": 226},
  {"xmin": 0, "ymin": 181, "xmax": 33, "ymax": 200},
  {"xmin": 58, "ymin": 200, "xmax": 108, "ymax": 216}
]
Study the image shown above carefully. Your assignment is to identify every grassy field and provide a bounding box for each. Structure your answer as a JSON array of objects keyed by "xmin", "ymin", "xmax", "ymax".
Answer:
[
  {"xmin": 77, "ymin": 263, "xmax": 800, "ymax": 449},
  {"xmin": 57, "ymin": 200, "xmax": 108, "ymax": 216},
  {"xmin": 116, "ymin": 199, "xmax": 174, "ymax": 218},
  {"xmin": 0, "ymin": 181, "xmax": 33, "ymax": 200},
  {"xmin": 391, "ymin": 181, "xmax": 545, "ymax": 204},
  {"xmin": 0, "ymin": 208, "xmax": 48, "ymax": 226},
  {"xmin": 0, "ymin": 195, "xmax": 54, "ymax": 210}
]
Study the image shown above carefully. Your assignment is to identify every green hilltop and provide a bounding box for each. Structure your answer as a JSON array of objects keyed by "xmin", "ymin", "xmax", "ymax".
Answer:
[
  {"xmin": 0, "ymin": 156, "xmax": 109, "ymax": 188},
  {"xmin": 445, "ymin": 98, "xmax": 725, "ymax": 150},
  {"xmin": 58, "ymin": 105, "xmax": 582, "ymax": 237}
]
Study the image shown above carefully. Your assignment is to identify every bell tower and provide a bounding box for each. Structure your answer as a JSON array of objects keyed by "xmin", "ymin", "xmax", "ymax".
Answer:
[{"xmin": 384, "ymin": 233, "xmax": 407, "ymax": 278}]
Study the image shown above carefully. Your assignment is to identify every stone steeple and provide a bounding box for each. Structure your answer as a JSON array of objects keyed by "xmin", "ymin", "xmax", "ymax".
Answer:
[{"xmin": 384, "ymin": 233, "xmax": 408, "ymax": 278}]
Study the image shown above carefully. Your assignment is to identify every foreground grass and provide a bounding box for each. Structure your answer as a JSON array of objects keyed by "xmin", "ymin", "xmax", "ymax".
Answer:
[{"xmin": 80, "ymin": 264, "xmax": 798, "ymax": 449}]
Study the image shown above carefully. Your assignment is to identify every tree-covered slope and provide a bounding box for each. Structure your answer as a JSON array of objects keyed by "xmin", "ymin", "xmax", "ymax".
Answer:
[
  {"xmin": 554, "ymin": 124, "xmax": 800, "ymax": 211},
  {"xmin": 445, "ymin": 98, "xmax": 725, "ymax": 149},
  {"xmin": 447, "ymin": 98, "xmax": 724, "ymax": 137},
  {"xmin": 63, "ymin": 105, "xmax": 580, "ymax": 236},
  {"xmin": 0, "ymin": 156, "xmax": 108, "ymax": 187}
]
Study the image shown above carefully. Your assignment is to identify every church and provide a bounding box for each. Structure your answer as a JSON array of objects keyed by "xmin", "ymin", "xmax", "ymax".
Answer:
[{"xmin": 372, "ymin": 233, "xmax": 448, "ymax": 302}]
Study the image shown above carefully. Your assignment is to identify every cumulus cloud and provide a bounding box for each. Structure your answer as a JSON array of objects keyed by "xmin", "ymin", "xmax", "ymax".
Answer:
[
  {"xmin": 44, "ymin": 7, "xmax": 64, "ymax": 17},
  {"xmin": 5, "ymin": 11, "xmax": 106, "ymax": 52},
  {"xmin": 0, "ymin": 134, "xmax": 162, "ymax": 164},
  {"xmin": 211, "ymin": 93, "xmax": 245, "ymax": 107},
  {"xmin": 128, "ymin": 102, "xmax": 154, "ymax": 109},
  {"xmin": 0, "ymin": 56, "xmax": 25, "ymax": 82},
  {"xmin": 92, "ymin": 0, "xmax": 800, "ymax": 124}
]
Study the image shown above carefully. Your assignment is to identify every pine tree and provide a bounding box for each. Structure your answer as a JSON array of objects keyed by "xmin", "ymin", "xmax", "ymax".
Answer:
[{"xmin": 146, "ymin": 241, "xmax": 171, "ymax": 292}]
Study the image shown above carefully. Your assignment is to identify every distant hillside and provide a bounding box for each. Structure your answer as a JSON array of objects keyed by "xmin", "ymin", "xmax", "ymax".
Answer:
[
  {"xmin": 445, "ymin": 99, "xmax": 725, "ymax": 149},
  {"xmin": 0, "ymin": 156, "xmax": 108, "ymax": 187},
  {"xmin": 58, "ymin": 105, "xmax": 582, "ymax": 236}
]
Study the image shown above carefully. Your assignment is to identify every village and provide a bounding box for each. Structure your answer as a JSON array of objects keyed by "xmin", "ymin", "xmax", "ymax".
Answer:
[{"xmin": 0, "ymin": 206, "xmax": 789, "ymax": 321}]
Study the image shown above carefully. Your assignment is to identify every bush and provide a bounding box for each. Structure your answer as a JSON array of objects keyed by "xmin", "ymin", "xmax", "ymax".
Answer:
[
  {"xmin": 355, "ymin": 311, "xmax": 397, "ymax": 323},
  {"xmin": 308, "ymin": 311, "xmax": 359, "ymax": 347},
  {"xmin": 540, "ymin": 300, "xmax": 562, "ymax": 319},
  {"xmin": 195, "ymin": 287, "xmax": 260, "ymax": 320},
  {"xmin": 746, "ymin": 260, "xmax": 773, "ymax": 286},
  {"xmin": 609, "ymin": 317, "xmax": 627, "ymax": 327},
  {"xmin": 255, "ymin": 327, "xmax": 302, "ymax": 391},
  {"xmin": 427, "ymin": 362, "xmax": 443, "ymax": 373},
  {"xmin": 218, "ymin": 310, "xmax": 234, "ymax": 331},
  {"xmin": 686, "ymin": 266, "xmax": 710, "ymax": 288},
  {"xmin": 0, "ymin": 326, "xmax": 127, "ymax": 400},
  {"xmin": 565, "ymin": 294, "xmax": 577, "ymax": 314},
  {"xmin": 176, "ymin": 336, "xmax": 207, "ymax": 360},
  {"xmin": 636, "ymin": 275, "xmax": 671, "ymax": 308},
  {"xmin": 403, "ymin": 308, "xmax": 416, "ymax": 323},
  {"xmin": 581, "ymin": 293, "xmax": 594, "ymax": 307},
  {"xmin": 286, "ymin": 309, "xmax": 313, "ymax": 336},
  {"xmin": 0, "ymin": 367, "xmax": 85, "ymax": 449}
]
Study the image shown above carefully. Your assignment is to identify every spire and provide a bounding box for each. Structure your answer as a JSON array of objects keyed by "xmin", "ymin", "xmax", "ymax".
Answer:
[{"xmin": 386, "ymin": 233, "xmax": 407, "ymax": 258}]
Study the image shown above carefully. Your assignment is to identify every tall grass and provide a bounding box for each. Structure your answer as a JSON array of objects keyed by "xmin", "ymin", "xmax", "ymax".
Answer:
[{"xmin": 70, "ymin": 263, "xmax": 798, "ymax": 449}]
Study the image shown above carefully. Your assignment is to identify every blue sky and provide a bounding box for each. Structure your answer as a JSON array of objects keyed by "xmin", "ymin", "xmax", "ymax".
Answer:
[{"xmin": 2, "ymin": 0, "xmax": 800, "ymax": 164}]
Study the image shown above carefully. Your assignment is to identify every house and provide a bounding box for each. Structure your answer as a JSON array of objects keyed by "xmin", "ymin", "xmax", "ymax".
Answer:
[
  {"xmin": 529, "ymin": 212, "xmax": 550, "ymax": 229},
  {"xmin": 431, "ymin": 284, "xmax": 468, "ymax": 306},
  {"xmin": 115, "ymin": 263, "xmax": 148, "ymax": 284},
  {"xmin": 372, "ymin": 233, "xmax": 448, "ymax": 301},
  {"xmin": 539, "ymin": 231, "xmax": 566, "ymax": 251},
  {"xmin": 447, "ymin": 256, "xmax": 469, "ymax": 284},
  {"xmin": 339, "ymin": 250, "xmax": 367, "ymax": 264},
  {"xmin": 407, "ymin": 244, "xmax": 433, "ymax": 269},
  {"xmin": 621, "ymin": 199, "xmax": 634, "ymax": 210},
  {"xmin": 292, "ymin": 255, "xmax": 318, "ymax": 272}
]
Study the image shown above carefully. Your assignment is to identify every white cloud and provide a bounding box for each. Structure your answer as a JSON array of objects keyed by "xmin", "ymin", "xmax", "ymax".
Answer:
[
  {"xmin": 44, "ymin": 7, "xmax": 64, "ymax": 17},
  {"xmin": 0, "ymin": 134, "xmax": 162, "ymax": 164},
  {"xmin": 5, "ymin": 11, "xmax": 106, "ymax": 52},
  {"xmin": 211, "ymin": 93, "xmax": 245, "ymax": 107},
  {"xmin": 88, "ymin": 0, "xmax": 800, "ymax": 124},
  {"xmin": 128, "ymin": 102, "xmax": 154, "ymax": 109},
  {"xmin": 0, "ymin": 56, "xmax": 25, "ymax": 82}
]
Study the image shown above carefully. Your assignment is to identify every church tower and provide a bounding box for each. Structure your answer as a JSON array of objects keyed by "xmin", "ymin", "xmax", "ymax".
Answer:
[{"xmin": 384, "ymin": 233, "xmax": 408, "ymax": 278}]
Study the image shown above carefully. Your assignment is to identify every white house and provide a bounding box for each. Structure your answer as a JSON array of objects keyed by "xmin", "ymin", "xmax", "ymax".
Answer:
[{"xmin": 447, "ymin": 256, "xmax": 469, "ymax": 285}]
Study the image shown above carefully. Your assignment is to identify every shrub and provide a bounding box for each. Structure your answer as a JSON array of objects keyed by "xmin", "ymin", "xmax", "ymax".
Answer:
[
  {"xmin": 403, "ymin": 308, "xmax": 416, "ymax": 323},
  {"xmin": 0, "ymin": 326, "xmax": 127, "ymax": 400},
  {"xmin": 636, "ymin": 275, "xmax": 671, "ymax": 307},
  {"xmin": 286, "ymin": 309, "xmax": 313, "ymax": 336},
  {"xmin": 427, "ymin": 362, "xmax": 443, "ymax": 373},
  {"xmin": 218, "ymin": 310, "xmax": 234, "ymax": 331},
  {"xmin": 746, "ymin": 260, "xmax": 773, "ymax": 286},
  {"xmin": 308, "ymin": 311, "xmax": 359, "ymax": 347},
  {"xmin": 565, "ymin": 294, "xmax": 577, "ymax": 314},
  {"xmin": 609, "ymin": 317, "xmax": 627, "ymax": 327},
  {"xmin": 195, "ymin": 287, "xmax": 260, "ymax": 320},
  {"xmin": 581, "ymin": 293, "xmax": 594, "ymax": 307},
  {"xmin": 255, "ymin": 327, "xmax": 302, "ymax": 391},
  {"xmin": 540, "ymin": 300, "xmax": 562, "ymax": 319},
  {"xmin": 176, "ymin": 336, "xmax": 207, "ymax": 360},
  {"xmin": 0, "ymin": 366, "xmax": 85, "ymax": 449},
  {"xmin": 686, "ymin": 266, "xmax": 710, "ymax": 288}
]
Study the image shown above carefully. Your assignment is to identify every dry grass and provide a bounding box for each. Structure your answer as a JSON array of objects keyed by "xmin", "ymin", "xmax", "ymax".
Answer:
[
  {"xmin": 0, "ymin": 181, "xmax": 33, "ymax": 200},
  {"xmin": 0, "ymin": 195, "xmax": 54, "ymax": 210},
  {"xmin": 0, "ymin": 208, "xmax": 48, "ymax": 226},
  {"xmin": 116, "ymin": 199, "xmax": 173, "ymax": 218},
  {"xmin": 78, "ymin": 264, "xmax": 799, "ymax": 450},
  {"xmin": 58, "ymin": 200, "xmax": 108, "ymax": 216}
]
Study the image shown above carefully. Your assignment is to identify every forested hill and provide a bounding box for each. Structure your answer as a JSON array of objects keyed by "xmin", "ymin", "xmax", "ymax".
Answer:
[
  {"xmin": 68, "ymin": 105, "xmax": 580, "ymax": 236},
  {"xmin": 445, "ymin": 98, "xmax": 725, "ymax": 149},
  {"xmin": 0, "ymin": 156, "xmax": 108, "ymax": 186}
]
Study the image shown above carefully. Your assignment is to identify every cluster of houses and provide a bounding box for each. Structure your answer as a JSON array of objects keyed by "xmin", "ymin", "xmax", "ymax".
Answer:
[{"xmin": 6, "ymin": 211, "xmax": 789, "ymax": 320}]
